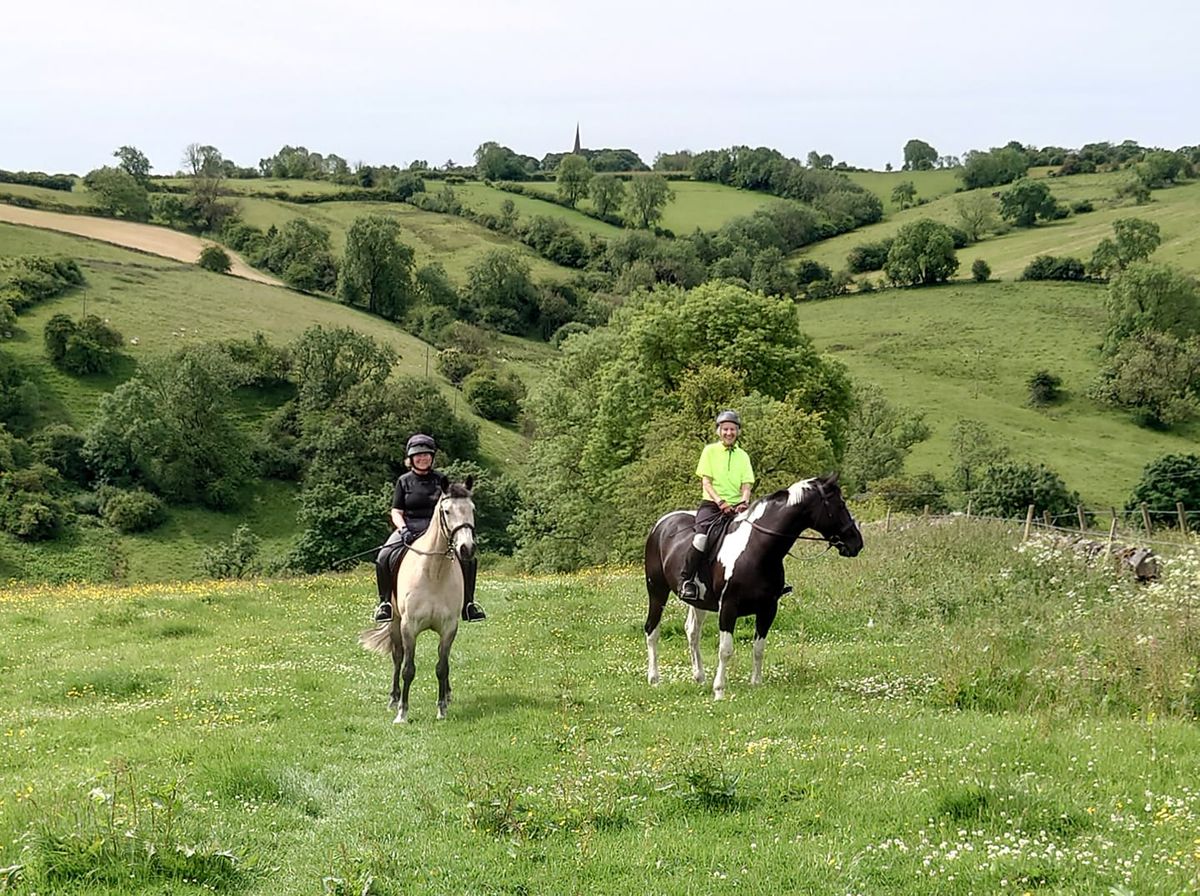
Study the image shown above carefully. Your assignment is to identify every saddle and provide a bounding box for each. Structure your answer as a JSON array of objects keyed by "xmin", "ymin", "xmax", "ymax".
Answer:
[{"xmin": 695, "ymin": 512, "xmax": 736, "ymax": 590}]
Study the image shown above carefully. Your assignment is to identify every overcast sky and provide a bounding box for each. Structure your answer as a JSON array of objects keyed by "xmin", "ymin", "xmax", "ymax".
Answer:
[{"xmin": 3, "ymin": 0, "xmax": 1196, "ymax": 175}]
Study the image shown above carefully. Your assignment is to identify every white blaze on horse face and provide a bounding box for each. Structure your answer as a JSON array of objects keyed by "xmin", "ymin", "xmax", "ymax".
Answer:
[{"xmin": 715, "ymin": 501, "xmax": 770, "ymax": 589}]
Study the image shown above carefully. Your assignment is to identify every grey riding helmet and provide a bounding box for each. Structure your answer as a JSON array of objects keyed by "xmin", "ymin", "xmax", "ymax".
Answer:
[
  {"xmin": 715, "ymin": 410, "xmax": 741, "ymax": 429},
  {"xmin": 406, "ymin": 433, "xmax": 437, "ymax": 458}
]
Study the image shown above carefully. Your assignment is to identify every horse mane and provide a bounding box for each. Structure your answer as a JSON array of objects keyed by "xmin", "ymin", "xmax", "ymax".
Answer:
[{"xmin": 445, "ymin": 481, "xmax": 472, "ymax": 499}]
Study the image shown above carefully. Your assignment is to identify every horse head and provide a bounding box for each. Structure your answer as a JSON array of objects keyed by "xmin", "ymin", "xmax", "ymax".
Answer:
[
  {"xmin": 439, "ymin": 476, "xmax": 476, "ymax": 564},
  {"xmin": 809, "ymin": 473, "xmax": 862, "ymax": 557}
]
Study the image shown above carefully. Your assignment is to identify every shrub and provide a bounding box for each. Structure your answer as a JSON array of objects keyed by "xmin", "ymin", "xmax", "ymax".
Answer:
[
  {"xmin": 1020, "ymin": 255, "xmax": 1086, "ymax": 281},
  {"xmin": 100, "ymin": 487, "xmax": 166, "ymax": 533},
  {"xmin": 435, "ymin": 347, "xmax": 478, "ymax": 385},
  {"xmin": 550, "ymin": 321, "xmax": 592, "ymax": 348},
  {"xmin": 462, "ymin": 367, "xmax": 525, "ymax": 422},
  {"xmin": 1027, "ymin": 370, "xmax": 1063, "ymax": 406},
  {"xmin": 199, "ymin": 525, "xmax": 262, "ymax": 578},
  {"xmin": 846, "ymin": 239, "xmax": 893, "ymax": 273},
  {"xmin": 885, "ymin": 219, "xmax": 959, "ymax": 286},
  {"xmin": 871, "ymin": 472, "xmax": 949, "ymax": 514},
  {"xmin": 32, "ymin": 424, "xmax": 89, "ymax": 484},
  {"xmin": 198, "ymin": 245, "xmax": 232, "ymax": 273},
  {"xmin": 971, "ymin": 259, "xmax": 991, "ymax": 282},
  {"xmin": 972, "ymin": 461, "xmax": 1079, "ymax": 520},
  {"xmin": 1126, "ymin": 453, "xmax": 1200, "ymax": 520}
]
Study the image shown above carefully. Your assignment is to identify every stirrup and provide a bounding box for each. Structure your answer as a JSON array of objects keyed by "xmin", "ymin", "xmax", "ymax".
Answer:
[
  {"xmin": 679, "ymin": 580, "xmax": 699, "ymax": 600},
  {"xmin": 374, "ymin": 602, "xmax": 393, "ymax": 623},
  {"xmin": 463, "ymin": 602, "xmax": 487, "ymax": 622},
  {"xmin": 780, "ymin": 584, "xmax": 794, "ymax": 597}
]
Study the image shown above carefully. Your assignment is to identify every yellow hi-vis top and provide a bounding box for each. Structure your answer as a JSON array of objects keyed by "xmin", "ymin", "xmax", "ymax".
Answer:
[{"xmin": 695, "ymin": 442, "xmax": 755, "ymax": 504}]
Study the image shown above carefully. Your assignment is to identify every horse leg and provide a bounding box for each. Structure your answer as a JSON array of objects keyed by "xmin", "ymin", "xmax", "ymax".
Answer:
[
  {"xmin": 685, "ymin": 606, "xmax": 708, "ymax": 684},
  {"xmin": 435, "ymin": 627, "xmax": 457, "ymax": 720},
  {"xmin": 751, "ymin": 603, "xmax": 778, "ymax": 686},
  {"xmin": 394, "ymin": 626, "xmax": 417, "ymax": 725},
  {"xmin": 712, "ymin": 604, "xmax": 739, "ymax": 701},
  {"xmin": 388, "ymin": 625, "xmax": 402, "ymax": 709},
  {"xmin": 644, "ymin": 576, "xmax": 669, "ymax": 685}
]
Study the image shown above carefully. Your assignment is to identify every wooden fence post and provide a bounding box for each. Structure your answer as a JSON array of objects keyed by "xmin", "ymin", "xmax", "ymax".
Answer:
[
  {"xmin": 1141, "ymin": 503, "xmax": 1152, "ymax": 537},
  {"xmin": 1106, "ymin": 517, "xmax": 1118, "ymax": 554},
  {"xmin": 923, "ymin": 504, "xmax": 930, "ymax": 521},
  {"xmin": 884, "ymin": 509, "xmax": 891, "ymax": 533},
  {"xmin": 1042, "ymin": 510, "xmax": 1052, "ymax": 529},
  {"xmin": 966, "ymin": 500, "xmax": 972, "ymax": 518},
  {"xmin": 1177, "ymin": 502, "xmax": 1189, "ymax": 535},
  {"xmin": 1023, "ymin": 505, "xmax": 1035, "ymax": 541},
  {"xmin": 1076, "ymin": 504, "xmax": 1087, "ymax": 531}
]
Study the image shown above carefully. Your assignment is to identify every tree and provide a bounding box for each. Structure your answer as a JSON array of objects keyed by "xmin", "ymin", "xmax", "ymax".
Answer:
[
  {"xmin": 841, "ymin": 384, "xmax": 930, "ymax": 493},
  {"xmin": 82, "ymin": 167, "xmax": 150, "ymax": 221},
  {"xmin": 198, "ymin": 245, "xmax": 232, "ymax": 273},
  {"xmin": 891, "ymin": 180, "xmax": 917, "ymax": 209},
  {"xmin": 260, "ymin": 219, "xmax": 338, "ymax": 292},
  {"xmin": 462, "ymin": 366, "xmax": 525, "ymax": 422},
  {"xmin": 624, "ymin": 175, "xmax": 673, "ymax": 229},
  {"xmin": 1127, "ymin": 454, "xmax": 1200, "ymax": 519},
  {"xmin": 113, "ymin": 146, "xmax": 151, "ymax": 184},
  {"xmin": 998, "ymin": 179, "xmax": 1058, "ymax": 227},
  {"xmin": 949, "ymin": 419, "xmax": 1008, "ymax": 494},
  {"xmin": 1103, "ymin": 262, "xmax": 1200, "ymax": 353},
  {"xmin": 181, "ymin": 143, "xmax": 234, "ymax": 231},
  {"xmin": 464, "ymin": 249, "xmax": 540, "ymax": 335},
  {"xmin": 971, "ymin": 259, "xmax": 991, "ymax": 282},
  {"xmin": 84, "ymin": 344, "xmax": 254, "ymax": 508},
  {"xmin": 589, "ymin": 176, "xmax": 624, "ymax": 218},
  {"xmin": 807, "ymin": 151, "xmax": 833, "ymax": 169},
  {"xmin": 1091, "ymin": 331, "xmax": 1200, "ymax": 428},
  {"xmin": 338, "ymin": 215, "xmax": 417, "ymax": 319},
  {"xmin": 960, "ymin": 146, "xmax": 1028, "ymax": 189},
  {"xmin": 289, "ymin": 326, "xmax": 397, "ymax": 413},
  {"xmin": 972, "ymin": 461, "xmax": 1080, "ymax": 519},
  {"xmin": 884, "ymin": 219, "xmax": 959, "ymax": 286},
  {"xmin": 1088, "ymin": 217, "xmax": 1162, "ymax": 279},
  {"xmin": 902, "ymin": 139, "xmax": 938, "ymax": 171},
  {"xmin": 44, "ymin": 314, "xmax": 123, "ymax": 375},
  {"xmin": 474, "ymin": 142, "xmax": 530, "ymax": 181},
  {"xmin": 954, "ymin": 192, "xmax": 999, "ymax": 241},
  {"xmin": 555, "ymin": 154, "xmax": 593, "ymax": 208},
  {"xmin": 1026, "ymin": 369, "xmax": 1062, "ymax": 406}
]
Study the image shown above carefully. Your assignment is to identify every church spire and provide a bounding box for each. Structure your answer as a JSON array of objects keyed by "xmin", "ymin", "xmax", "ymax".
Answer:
[{"xmin": 573, "ymin": 123, "xmax": 581, "ymax": 154}]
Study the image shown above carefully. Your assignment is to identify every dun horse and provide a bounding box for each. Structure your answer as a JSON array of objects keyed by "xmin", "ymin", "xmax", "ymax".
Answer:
[
  {"xmin": 643, "ymin": 474, "xmax": 863, "ymax": 700},
  {"xmin": 360, "ymin": 479, "xmax": 476, "ymax": 723}
]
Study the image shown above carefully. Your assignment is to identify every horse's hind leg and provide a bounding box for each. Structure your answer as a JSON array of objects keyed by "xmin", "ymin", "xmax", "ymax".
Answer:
[
  {"xmin": 388, "ymin": 626, "xmax": 402, "ymax": 710},
  {"xmin": 644, "ymin": 576, "xmax": 670, "ymax": 685},
  {"xmin": 750, "ymin": 604, "xmax": 778, "ymax": 686},
  {"xmin": 435, "ymin": 627, "xmax": 457, "ymax": 720},
  {"xmin": 685, "ymin": 606, "xmax": 708, "ymax": 684},
  {"xmin": 394, "ymin": 627, "xmax": 417, "ymax": 724}
]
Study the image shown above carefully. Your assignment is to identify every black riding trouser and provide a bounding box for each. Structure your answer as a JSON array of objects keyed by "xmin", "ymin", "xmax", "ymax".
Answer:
[{"xmin": 375, "ymin": 530, "xmax": 478, "ymax": 611}]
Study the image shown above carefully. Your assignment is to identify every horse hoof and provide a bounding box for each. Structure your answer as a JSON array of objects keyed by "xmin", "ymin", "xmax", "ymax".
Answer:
[
  {"xmin": 648, "ymin": 673, "xmax": 660, "ymax": 686},
  {"xmin": 712, "ymin": 690, "xmax": 725, "ymax": 702},
  {"xmin": 393, "ymin": 711, "xmax": 408, "ymax": 724}
]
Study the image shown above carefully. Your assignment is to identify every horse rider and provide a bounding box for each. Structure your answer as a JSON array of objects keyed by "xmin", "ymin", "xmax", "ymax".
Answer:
[
  {"xmin": 373, "ymin": 433, "xmax": 486, "ymax": 624},
  {"xmin": 678, "ymin": 410, "xmax": 755, "ymax": 600}
]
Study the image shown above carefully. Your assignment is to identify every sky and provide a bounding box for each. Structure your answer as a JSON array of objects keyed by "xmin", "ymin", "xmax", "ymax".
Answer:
[{"xmin": 2, "ymin": 0, "xmax": 1197, "ymax": 176}]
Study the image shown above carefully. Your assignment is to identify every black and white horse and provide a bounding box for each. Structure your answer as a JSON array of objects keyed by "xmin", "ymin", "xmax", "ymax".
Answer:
[
  {"xmin": 360, "ymin": 479, "xmax": 476, "ymax": 723},
  {"xmin": 643, "ymin": 473, "xmax": 863, "ymax": 700}
]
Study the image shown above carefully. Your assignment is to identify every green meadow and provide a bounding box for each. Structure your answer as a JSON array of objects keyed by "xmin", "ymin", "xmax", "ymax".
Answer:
[
  {"xmin": 794, "ymin": 279, "xmax": 1200, "ymax": 508},
  {"xmin": 843, "ymin": 167, "xmax": 963, "ymax": 213},
  {"xmin": 1, "ymin": 521, "xmax": 1197, "ymax": 894}
]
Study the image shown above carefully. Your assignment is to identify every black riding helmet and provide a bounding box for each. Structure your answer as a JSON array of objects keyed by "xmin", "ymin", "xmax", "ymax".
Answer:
[{"xmin": 406, "ymin": 433, "xmax": 437, "ymax": 458}]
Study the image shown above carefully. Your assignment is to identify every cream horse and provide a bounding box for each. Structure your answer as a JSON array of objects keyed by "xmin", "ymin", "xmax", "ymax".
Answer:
[{"xmin": 360, "ymin": 478, "xmax": 476, "ymax": 723}]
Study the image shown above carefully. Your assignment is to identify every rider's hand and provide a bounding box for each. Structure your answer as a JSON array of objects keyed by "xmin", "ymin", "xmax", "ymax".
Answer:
[
  {"xmin": 734, "ymin": 501, "xmax": 749, "ymax": 514},
  {"xmin": 718, "ymin": 500, "xmax": 734, "ymax": 515}
]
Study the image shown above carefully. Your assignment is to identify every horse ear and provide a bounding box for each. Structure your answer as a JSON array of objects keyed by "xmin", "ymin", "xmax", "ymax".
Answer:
[
  {"xmin": 464, "ymin": 475, "xmax": 474, "ymax": 492},
  {"xmin": 825, "ymin": 471, "xmax": 840, "ymax": 487}
]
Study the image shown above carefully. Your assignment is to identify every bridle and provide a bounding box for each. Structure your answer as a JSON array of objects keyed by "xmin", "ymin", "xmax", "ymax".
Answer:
[
  {"xmin": 405, "ymin": 497, "xmax": 476, "ymax": 559},
  {"xmin": 744, "ymin": 481, "xmax": 858, "ymax": 551}
]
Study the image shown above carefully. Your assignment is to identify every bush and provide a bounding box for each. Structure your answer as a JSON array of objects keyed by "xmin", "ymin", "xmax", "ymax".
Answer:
[
  {"xmin": 1126, "ymin": 453, "xmax": 1200, "ymax": 520},
  {"xmin": 100, "ymin": 487, "xmax": 166, "ymax": 533},
  {"xmin": 462, "ymin": 367, "xmax": 525, "ymax": 422},
  {"xmin": 435, "ymin": 347, "xmax": 479, "ymax": 385},
  {"xmin": 846, "ymin": 240, "xmax": 893, "ymax": 273},
  {"xmin": 1020, "ymin": 255, "xmax": 1086, "ymax": 281},
  {"xmin": 885, "ymin": 219, "xmax": 959, "ymax": 287},
  {"xmin": 1027, "ymin": 370, "xmax": 1063, "ymax": 406},
  {"xmin": 51, "ymin": 315, "xmax": 124, "ymax": 375},
  {"xmin": 971, "ymin": 259, "xmax": 991, "ymax": 282},
  {"xmin": 198, "ymin": 245, "xmax": 232, "ymax": 273},
  {"xmin": 32, "ymin": 424, "xmax": 89, "ymax": 484},
  {"xmin": 551, "ymin": 321, "xmax": 592, "ymax": 347},
  {"xmin": 199, "ymin": 525, "xmax": 262, "ymax": 578},
  {"xmin": 871, "ymin": 472, "xmax": 949, "ymax": 514},
  {"xmin": 972, "ymin": 461, "xmax": 1079, "ymax": 520}
]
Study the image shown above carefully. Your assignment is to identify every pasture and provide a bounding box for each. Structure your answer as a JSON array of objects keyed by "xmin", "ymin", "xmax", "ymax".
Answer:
[
  {"xmin": 1, "ymin": 521, "xmax": 1198, "ymax": 894},
  {"xmin": 794, "ymin": 279, "xmax": 1200, "ymax": 508},
  {"xmin": 798, "ymin": 174, "xmax": 1200, "ymax": 281}
]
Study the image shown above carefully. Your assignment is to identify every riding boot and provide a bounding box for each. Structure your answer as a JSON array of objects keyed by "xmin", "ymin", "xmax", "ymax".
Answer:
[
  {"xmin": 373, "ymin": 540, "xmax": 406, "ymax": 623},
  {"xmin": 461, "ymin": 555, "xmax": 486, "ymax": 621},
  {"xmin": 678, "ymin": 545, "xmax": 704, "ymax": 600}
]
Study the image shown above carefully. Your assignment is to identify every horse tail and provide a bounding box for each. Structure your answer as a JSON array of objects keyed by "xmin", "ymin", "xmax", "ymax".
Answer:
[{"xmin": 358, "ymin": 624, "xmax": 393, "ymax": 655}]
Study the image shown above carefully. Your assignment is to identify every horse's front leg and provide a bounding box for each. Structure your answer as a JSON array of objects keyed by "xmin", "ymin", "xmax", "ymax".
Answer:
[
  {"xmin": 685, "ymin": 606, "xmax": 707, "ymax": 684},
  {"xmin": 751, "ymin": 603, "xmax": 778, "ymax": 686},
  {"xmin": 388, "ymin": 625, "xmax": 402, "ymax": 710},
  {"xmin": 435, "ymin": 626, "xmax": 458, "ymax": 720},
  {"xmin": 644, "ymin": 582, "xmax": 669, "ymax": 685},
  {"xmin": 712, "ymin": 603, "xmax": 740, "ymax": 700},
  {"xmin": 394, "ymin": 627, "xmax": 417, "ymax": 724}
]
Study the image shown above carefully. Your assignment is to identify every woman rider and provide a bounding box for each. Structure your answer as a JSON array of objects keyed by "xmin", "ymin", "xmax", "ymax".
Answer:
[
  {"xmin": 374, "ymin": 433, "xmax": 486, "ymax": 623},
  {"xmin": 678, "ymin": 410, "xmax": 754, "ymax": 600}
]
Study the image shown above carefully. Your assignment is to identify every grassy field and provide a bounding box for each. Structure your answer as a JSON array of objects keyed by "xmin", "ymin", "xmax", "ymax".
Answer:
[
  {"xmin": 843, "ymin": 168, "xmax": 963, "ymax": 214},
  {"xmin": 2, "ymin": 521, "xmax": 1197, "ymax": 894},
  {"xmin": 0, "ymin": 182, "xmax": 95, "ymax": 209},
  {"xmin": 0, "ymin": 222, "xmax": 543, "ymax": 473},
  {"xmin": 795, "ymin": 279, "xmax": 1200, "ymax": 508},
  {"xmin": 798, "ymin": 172, "xmax": 1200, "ymax": 280},
  {"xmin": 453, "ymin": 182, "xmax": 624, "ymax": 238},
  {"xmin": 159, "ymin": 177, "xmax": 353, "ymax": 196}
]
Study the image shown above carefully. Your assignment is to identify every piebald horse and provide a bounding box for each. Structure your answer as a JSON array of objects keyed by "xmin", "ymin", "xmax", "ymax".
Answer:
[
  {"xmin": 643, "ymin": 473, "xmax": 863, "ymax": 700},
  {"xmin": 360, "ymin": 478, "xmax": 476, "ymax": 723}
]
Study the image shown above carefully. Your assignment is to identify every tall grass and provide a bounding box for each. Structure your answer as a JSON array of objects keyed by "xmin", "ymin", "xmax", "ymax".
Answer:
[{"xmin": 1, "ymin": 523, "xmax": 1198, "ymax": 893}]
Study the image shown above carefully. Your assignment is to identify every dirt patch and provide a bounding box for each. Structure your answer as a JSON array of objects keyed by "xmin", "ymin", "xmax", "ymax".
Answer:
[{"xmin": 0, "ymin": 205, "xmax": 282, "ymax": 287}]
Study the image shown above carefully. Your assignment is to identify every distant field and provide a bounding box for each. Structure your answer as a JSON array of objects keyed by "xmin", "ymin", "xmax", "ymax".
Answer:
[
  {"xmin": 229, "ymin": 196, "xmax": 574, "ymax": 283},
  {"xmin": 158, "ymin": 176, "xmax": 352, "ymax": 195},
  {"xmin": 843, "ymin": 168, "xmax": 963, "ymax": 213},
  {"xmin": 453, "ymin": 181, "xmax": 622, "ymax": 237},
  {"xmin": 798, "ymin": 173, "xmax": 1200, "ymax": 280},
  {"xmin": 0, "ymin": 222, "xmax": 538, "ymax": 474},
  {"xmin": 0, "ymin": 181, "xmax": 95, "ymax": 208},
  {"xmin": 795, "ymin": 279, "xmax": 1199, "ymax": 507}
]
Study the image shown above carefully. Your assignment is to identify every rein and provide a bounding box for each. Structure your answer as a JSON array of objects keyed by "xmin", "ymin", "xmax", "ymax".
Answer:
[
  {"xmin": 405, "ymin": 501, "xmax": 476, "ymax": 559},
  {"xmin": 741, "ymin": 483, "xmax": 858, "ymax": 554}
]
